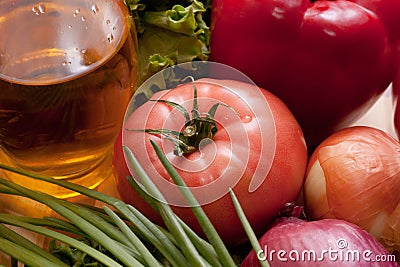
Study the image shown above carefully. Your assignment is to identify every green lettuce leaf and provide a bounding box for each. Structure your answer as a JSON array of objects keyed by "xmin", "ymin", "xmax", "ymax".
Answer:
[
  {"xmin": 123, "ymin": 0, "xmax": 211, "ymax": 85},
  {"xmin": 138, "ymin": 26, "xmax": 209, "ymax": 84}
]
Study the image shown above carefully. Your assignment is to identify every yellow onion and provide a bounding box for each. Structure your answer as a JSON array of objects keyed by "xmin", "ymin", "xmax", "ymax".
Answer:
[{"xmin": 304, "ymin": 126, "xmax": 400, "ymax": 253}]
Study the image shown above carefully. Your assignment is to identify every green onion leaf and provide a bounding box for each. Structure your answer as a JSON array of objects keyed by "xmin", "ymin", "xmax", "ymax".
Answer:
[
  {"xmin": 123, "ymin": 145, "xmax": 209, "ymax": 267},
  {"xmin": 150, "ymin": 139, "xmax": 236, "ymax": 267},
  {"xmin": 229, "ymin": 188, "xmax": 270, "ymax": 267}
]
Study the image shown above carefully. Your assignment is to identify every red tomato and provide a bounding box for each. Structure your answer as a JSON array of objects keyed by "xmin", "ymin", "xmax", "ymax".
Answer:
[
  {"xmin": 113, "ymin": 78, "xmax": 307, "ymax": 246},
  {"xmin": 210, "ymin": 0, "xmax": 398, "ymax": 151}
]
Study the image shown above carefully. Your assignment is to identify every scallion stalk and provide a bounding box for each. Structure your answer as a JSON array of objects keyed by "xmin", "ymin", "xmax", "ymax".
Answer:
[
  {"xmin": 123, "ymin": 145, "xmax": 211, "ymax": 267},
  {"xmin": 229, "ymin": 189, "xmax": 270, "ymax": 267},
  {"xmin": 149, "ymin": 139, "xmax": 237, "ymax": 267},
  {"xmin": 0, "ymin": 178, "xmax": 140, "ymax": 267},
  {"xmin": 0, "ymin": 212, "xmax": 124, "ymax": 267}
]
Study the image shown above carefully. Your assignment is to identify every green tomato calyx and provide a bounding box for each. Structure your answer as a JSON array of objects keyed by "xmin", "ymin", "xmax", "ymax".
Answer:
[{"xmin": 129, "ymin": 77, "xmax": 234, "ymax": 156}]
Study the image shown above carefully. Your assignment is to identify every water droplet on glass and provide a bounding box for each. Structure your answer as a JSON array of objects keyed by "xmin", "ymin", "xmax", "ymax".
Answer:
[
  {"xmin": 91, "ymin": 4, "xmax": 99, "ymax": 15},
  {"xmin": 81, "ymin": 49, "xmax": 87, "ymax": 54},
  {"xmin": 32, "ymin": 6, "xmax": 39, "ymax": 15},
  {"xmin": 61, "ymin": 61, "xmax": 67, "ymax": 66},
  {"xmin": 68, "ymin": 25, "xmax": 72, "ymax": 29},
  {"xmin": 75, "ymin": 8, "xmax": 80, "ymax": 14},
  {"xmin": 81, "ymin": 16, "xmax": 86, "ymax": 22},
  {"xmin": 106, "ymin": 19, "xmax": 111, "ymax": 25},
  {"xmin": 112, "ymin": 26, "xmax": 117, "ymax": 31},
  {"xmin": 241, "ymin": 115, "xmax": 253, "ymax": 123},
  {"xmin": 38, "ymin": 4, "xmax": 46, "ymax": 13},
  {"xmin": 107, "ymin": 33, "xmax": 114, "ymax": 43}
]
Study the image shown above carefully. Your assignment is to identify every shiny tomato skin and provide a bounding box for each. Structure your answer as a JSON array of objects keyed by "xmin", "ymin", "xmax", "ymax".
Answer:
[
  {"xmin": 113, "ymin": 79, "xmax": 308, "ymax": 246},
  {"xmin": 210, "ymin": 0, "xmax": 397, "ymax": 151}
]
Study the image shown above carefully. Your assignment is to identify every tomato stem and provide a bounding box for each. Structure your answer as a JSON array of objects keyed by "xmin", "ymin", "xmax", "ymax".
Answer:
[{"xmin": 130, "ymin": 77, "xmax": 235, "ymax": 156}]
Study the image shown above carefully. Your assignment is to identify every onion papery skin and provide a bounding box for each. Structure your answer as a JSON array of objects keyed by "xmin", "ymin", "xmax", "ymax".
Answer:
[
  {"xmin": 304, "ymin": 126, "xmax": 400, "ymax": 253},
  {"xmin": 241, "ymin": 217, "xmax": 398, "ymax": 267}
]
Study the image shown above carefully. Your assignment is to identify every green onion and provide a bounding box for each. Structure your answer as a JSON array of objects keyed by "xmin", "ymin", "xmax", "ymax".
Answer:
[
  {"xmin": 0, "ymin": 212, "xmax": 124, "ymax": 267},
  {"xmin": 0, "ymin": 178, "xmax": 140, "ymax": 267},
  {"xmin": 0, "ymin": 223, "xmax": 66, "ymax": 266},
  {"xmin": 123, "ymin": 145, "xmax": 211, "ymax": 267},
  {"xmin": 104, "ymin": 206, "xmax": 162, "ymax": 267},
  {"xmin": 150, "ymin": 139, "xmax": 236, "ymax": 267},
  {"xmin": 0, "ymin": 237, "xmax": 67, "ymax": 267},
  {"xmin": 125, "ymin": 203, "xmax": 190, "ymax": 267},
  {"xmin": 229, "ymin": 188, "xmax": 270, "ymax": 267}
]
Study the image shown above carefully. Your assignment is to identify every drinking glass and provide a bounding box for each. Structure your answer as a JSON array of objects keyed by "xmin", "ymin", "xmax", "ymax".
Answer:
[{"xmin": 0, "ymin": 0, "xmax": 138, "ymax": 198}]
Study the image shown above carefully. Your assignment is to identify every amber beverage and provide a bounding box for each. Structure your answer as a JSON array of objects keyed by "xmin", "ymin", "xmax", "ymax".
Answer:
[{"xmin": 0, "ymin": 0, "xmax": 138, "ymax": 197}]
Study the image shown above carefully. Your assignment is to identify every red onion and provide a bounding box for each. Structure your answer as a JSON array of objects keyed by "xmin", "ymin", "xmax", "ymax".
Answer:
[{"xmin": 241, "ymin": 217, "xmax": 398, "ymax": 266}]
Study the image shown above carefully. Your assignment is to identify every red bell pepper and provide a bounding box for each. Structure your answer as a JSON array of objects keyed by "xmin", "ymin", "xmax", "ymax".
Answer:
[
  {"xmin": 393, "ymin": 54, "xmax": 400, "ymax": 138},
  {"xmin": 210, "ymin": 0, "xmax": 400, "ymax": 150}
]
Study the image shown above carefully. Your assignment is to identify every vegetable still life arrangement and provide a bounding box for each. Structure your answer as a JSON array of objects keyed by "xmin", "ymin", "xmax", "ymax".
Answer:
[
  {"xmin": 116, "ymin": 62, "xmax": 307, "ymax": 247},
  {"xmin": 1, "ymin": 0, "xmax": 400, "ymax": 266}
]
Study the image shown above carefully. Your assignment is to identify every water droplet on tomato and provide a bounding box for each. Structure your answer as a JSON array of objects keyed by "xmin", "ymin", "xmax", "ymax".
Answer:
[
  {"xmin": 73, "ymin": 9, "xmax": 79, "ymax": 17},
  {"xmin": 91, "ymin": 4, "xmax": 99, "ymax": 15},
  {"xmin": 241, "ymin": 115, "xmax": 252, "ymax": 123}
]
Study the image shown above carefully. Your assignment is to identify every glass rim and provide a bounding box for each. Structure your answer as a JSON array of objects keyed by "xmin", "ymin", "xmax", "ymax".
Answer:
[{"xmin": 0, "ymin": 1, "xmax": 131, "ymax": 86}]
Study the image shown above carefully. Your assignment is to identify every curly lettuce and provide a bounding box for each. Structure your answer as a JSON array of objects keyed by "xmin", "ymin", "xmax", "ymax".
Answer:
[{"xmin": 123, "ymin": 0, "xmax": 211, "ymax": 84}]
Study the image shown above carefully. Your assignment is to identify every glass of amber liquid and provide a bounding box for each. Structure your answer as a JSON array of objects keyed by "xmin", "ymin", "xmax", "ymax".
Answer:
[{"xmin": 0, "ymin": 0, "xmax": 138, "ymax": 198}]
